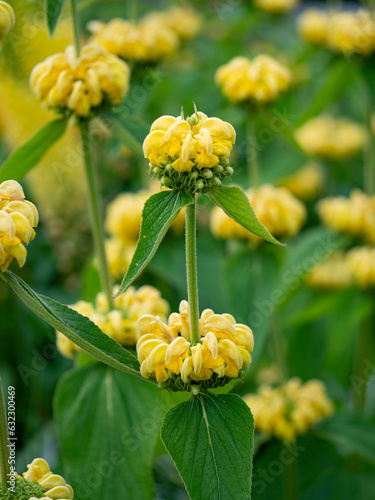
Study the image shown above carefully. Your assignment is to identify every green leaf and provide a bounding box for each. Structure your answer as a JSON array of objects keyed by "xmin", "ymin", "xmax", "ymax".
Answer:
[
  {"xmin": 45, "ymin": 0, "xmax": 67, "ymax": 36},
  {"xmin": 0, "ymin": 271, "xmax": 142, "ymax": 378},
  {"xmin": 101, "ymin": 114, "xmax": 144, "ymax": 156},
  {"xmin": 315, "ymin": 411, "xmax": 375, "ymax": 465},
  {"xmin": 207, "ymin": 185, "xmax": 283, "ymax": 246},
  {"xmin": 55, "ymin": 365, "xmax": 162, "ymax": 500},
  {"xmin": 161, "ymin": 393, "xmax": 254, "ymax": 500},
  {"xmin": 0, "ymin": 118, "xmax": 68, "ymax": 183},
  {"xmin": 116, "ymin": 190, "xmax": 194, "ymax": 296}
]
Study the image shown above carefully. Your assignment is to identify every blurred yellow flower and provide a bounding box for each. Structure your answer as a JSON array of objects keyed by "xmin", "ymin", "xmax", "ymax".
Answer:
[
  {"xmin": 136, "ymin": 300, "xmax": 254, "ymax": 387},
  {"xmin": 210, "ymin": 184, "xmax": 306, "ymax": 243},
  {"xmin": 295, "ymin": 116, "xmax": 367, "ymax": 160},
  {"xmin": 244, "ymin": 378, "xmax": 334, "ymax": 442},
  {"xmin": 24, "ymin": 458, "xmax": 74, "ymax": 500},
  {"xmin": 105, "ymin": 237, "xmax": 135, "ymax": 281},
  {"xmin": 143, "ymin": 7, "xmax": 202, "ymax": 41},
  {"xmin": 88, "ymin": 17, "xmax": 179, "ymax": 62},
  {"xmin": 0, "ymin": 180, "xmax": 38, "ymax": 272},
  {"xmin": 30, "ymin": 44, "xmax": 130, "ymax": 117},
  {"xmin": 307, "ymin": 251, "xmax": 353, "ymax": 290},
  {"xmin": 0, "ymin": 1, "xmax": 14, "ymax": 48},
  {"xmin": 279, "ymin": 163, "xmax": 325, "ymax": 201},
  {"xmin": 347, "ymin": 246, "xmax": 375, "ymax": 289},
  {"xmin": 255, "ymin": 0, "xmax": 299, "ymax": 14},
  {"xmin": 317, "ymin": 190, "xmax": 375, "ymax": 244},
  {"xmin": 215, "ymin": 55, "xmax": 292, "ymax": 104},
  {"xmin": 297, "ymin": 9, "xmax": 329, "ymax": 46},
  {"xmin": 56, "ymin": 285, "xmax": 170, "ymax": 357}
]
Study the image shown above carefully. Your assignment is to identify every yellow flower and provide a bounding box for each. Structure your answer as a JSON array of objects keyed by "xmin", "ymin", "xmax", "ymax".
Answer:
[
  {"xmin": 143, "ymin": 109, "xmax": 235, "ymax": 191},
  {"xmin": 297, "ymin": 9, "xmax": 329, "ymax": 46},
  {"xmin": 56, "ymin": 285, "xmax": 170, "ymax": 358},
  {"xmin": 255, "ymin": 0, "xmax": 299, "ymax": 14},
  {"xmin": 215, "ymin": 55, "xmax": 292, "ymax": 104},
  {"xmin": 105, "ymin": 237, "xmax": 135, "ymax": 281},
  {"xmin": 0, "ymin": 1, "xmax": 14, "ymax": 48},
  {"xmin": 24, "ymin": 458, "xmax": 74, "ymax": 500},
  {"xmin": 210, "ymin": 184, "xmax": 306, "ymax": 243},
  {"xmin": 88, "ymin": 17, "xmax": 179, "ymax": 62},
  {"xmin": 0, "ymin": 180, "xmax": 38, "ymax": 272},
  {"xmin": 136, "ymin": 300, "xmax": 254, "ymax": 388},
  {"xmin": 295, "ymin": 116, "xmax": 367, "ymax": 160},
  {"xmin": 347, "ymin": 246, "xmax": 375, "ymax": 289},
  {"xmin": 317, "ymin": 190, "xmax": 375, "ymax": 244},
  {"xmin": 279, "ymin": 163, "xmax": 325, "ymax": 201},
  {"xmin": 307, "ymin": 251, "xmax": 353, "ymax": 290},
  {"xmin": 328, "ymin": 9, "xmax": 375, "ymax": 56},
  {"xmin": 143, "ymin": 7, "xmax": 202, "ymax": 41},
  {"xmin": 244, "ymin": 378, "xmax": 334, "ymax": 442},
  {"xmin": 30, "ymin": 44, "xmax": 130, "ymax": 117}
]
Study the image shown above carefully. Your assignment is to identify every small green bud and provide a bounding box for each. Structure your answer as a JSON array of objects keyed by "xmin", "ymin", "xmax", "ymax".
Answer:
[
  {"xmin": 165, "ymin": 163, "xmax": 172, "ymax": 172},
  {"xmin": 226, "ymin": 166, "xmax": 234, "ymax": 175},
  {"xmin": 191, "ymin": 171, "xmax": 199, "ymax": 179},
  {"xmin": 202, "ymin": 169, "xmax": 213, "ymax": 179},
  {"xmin": 153, "ymin": 167, "xmax": 161, "ymax": 175},
  {"xmin": 213, "ymin": 177, "xmax": 222, "ymax": 186},
  {"xmin": 214, "ymin": 165, "xmax": 224, "ymax": 174},
  {"xmin": 196, "ymin": 180, "xmax": 204, "ymax": 190}
]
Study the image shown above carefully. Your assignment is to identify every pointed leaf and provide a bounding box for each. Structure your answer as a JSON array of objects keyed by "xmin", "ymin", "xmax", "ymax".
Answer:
[
  {"xmin": 161, "ymin": 393, "xmax": 254, "ymax": 500},
  {"xmin": 45, "ymin": 0, "xmax": 67, "ymax": 36},
  {"xmin": 116, "ymin": 190, "xmax": 194, "ymax": 296},
  {"xmin": 55, "ymin": 365, "xmax": 162, "ymax": 500},
  {"xmin": 0, "ymin": 118, "xmax": 68, "ymax": 183},
  {"xmin": 0, "ymin": 271, "xmax": 142, "ymax": 378},
  {"xmin": 207, "ymin": 185, "xmax": 283, "ymax": 246}
]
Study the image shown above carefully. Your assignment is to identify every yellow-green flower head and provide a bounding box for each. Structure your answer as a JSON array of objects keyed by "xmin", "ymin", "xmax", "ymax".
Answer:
[
  {"xmin": 0, "ymin": 180, "xmax": 38, "ymax": 272},
  {"xmin": 143, "ymin": 110, "xmax": 236, "ymax": 192},
  {"xmin": 88, "ymin": 17, "xmax": 179, "ymax": 63},
  {"xmin": 24, "ymin": 458, "xmax": 74, "ymax": 500},
  {"xmin": 279, "ymin": 163, "xmax": 325, "ymax": 201},
  {"xmin": 347, "ymin": 246, "xmax": 375, "ymax": 289},
  {"xmin": 244, "ymin": 378, "xmax": 334, "ymax": 443},
  {"xmin": 254, "ymin": 0, "xmax": 299, "ymax": 14},
  {"xmin": 215, "ymin": 55, "xmax": 292, "ymax": 104},
  {"xmin": 295, "ymin": 116, "xmax": 367, "ymax": 160},
  {"xmin": 30, "ymin": 44, "xmax": 130, "ymax": 118},
  {"xmin": 307, "ymin": 251, "xmax": 353, "ymax": 290},
  {"xmin": 317, "ymin": 190, "xmax": 375, "ymax": 244},
  {"xmin": 0, "ymin": 1, "xmax": 15, "ymax": 49},
  {"xmin": 143, "ymin": 7, "xmax": 202, "ymax": 41},
  {"xmin": 210, "ymin": 184, "xmax": 306, "ymax": 243},
  {"xmin": 297, "ymin": 9, "xmax": 330, "ymax": 46},
  {"xmin": 56, "ymin": 285, "xmax": 170, "ymax": 358},
  {"xmin": 136, "ymin": 300, "xmax": 254, "ymax": 390}
]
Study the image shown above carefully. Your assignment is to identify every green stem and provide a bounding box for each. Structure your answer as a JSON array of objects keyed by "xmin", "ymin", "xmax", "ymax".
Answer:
[
  {"xmin": 79, "ymin": 121, "xmax": 114, "ymax": 309},
  {"xmin": 185, "ymin": 196, "xmax": 200, "ymax": 346},
  {"xmin": 363, "ymin": 83, "xmax": 375, "ymax": 196},
  {"xmin": 283, "ymin": 444, "xmax": 298, "ymax": 500},
  {"xmin": 70, "ymin": 0, "xmax": 81, "ymax": 57},
  {"xmin": 246, "ymin": 111, "xmax": 260, "ymax": 188},
  {"xmin": 271, "ymin": 313, "xmax": 287, "ymax": 382},
  {"xmin": 0, "ymin": 378, "xmax": 9, "ymax": 487}
]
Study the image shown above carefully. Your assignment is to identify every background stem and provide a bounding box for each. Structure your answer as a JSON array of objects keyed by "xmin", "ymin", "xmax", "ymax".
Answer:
[
  {"xmin": 0, "ymin": 378, "xmax": 9, "ymax": 487},
  {"xmin": 283, "ymin": 446, "xmax": 298, "ymax": 500},
  {"xmin": 363, "ymin": 81, "xmax": 375, "ymax": 196},
  {"xmin": 246, "ymin": 110, "xmax": 260, "ymax": 188},
  {"xmin": 80, "ymin": 121, "xmax": 114, "ymax": 309},
  {"xmin": 185, "ymin": 196, "xmax": 200, "ymax": 345},
  {"xmin": 70, "ymin": 0, "xmax": 81, "ymax": 57}
]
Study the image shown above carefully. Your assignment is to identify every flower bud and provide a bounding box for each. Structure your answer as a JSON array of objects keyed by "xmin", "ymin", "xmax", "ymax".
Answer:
[
  {"xmin": 202, "ymin": 169, "xmax": 213, "ymax": 179},
  {"xmin": 0, "ymin": 1, "xmax": 15, "ymax": 48}
]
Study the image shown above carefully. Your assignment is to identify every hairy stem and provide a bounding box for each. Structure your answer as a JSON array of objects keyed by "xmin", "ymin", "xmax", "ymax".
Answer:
[
  {"xmin": 70, "ymin": 0, "xmax": 81, "ymax": 57},
  {"xmin": 185, "ymin": 196, "xmax": 200, "ymax": 345},
  {"xmin": 0, "ymin": 378, "xmax": 9, "ymax": 487},
  {"xmin": 246, "ymin": 110, "xmax": 260, "ymax": 188},
  {"xmin": 80, "ymin": 121, "xmax": 114, "ymax": 309}
]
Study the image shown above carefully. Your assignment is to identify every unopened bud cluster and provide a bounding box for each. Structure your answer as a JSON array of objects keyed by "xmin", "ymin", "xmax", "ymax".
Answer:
[
  {"xmin": 23, "ymin": 458, "xmax": 74, "ymax": 500},
  {"xmin": 136, "ymin": 300, "xmax": 254, "ymax": 391}
]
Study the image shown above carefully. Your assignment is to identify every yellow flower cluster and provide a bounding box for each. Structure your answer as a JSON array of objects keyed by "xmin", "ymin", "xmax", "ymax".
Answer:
[
  {"xmin": 298, "ymin": 8, "xmax": 375, "ymax": 56},
  {"xmin": 347, "ymin": 247, "xmax": 375, "ymax": 289},
  {"xmin": 143, "ymin": 7, "xmax": 202, "ymax": 41},
  {"xmin": 215, "ymin": 55, "xmax": 292, "ymax": 104},
  {"xmin": 56, "ymin": 285, "xmax": 170, "ymax": 358},
  {"xmin": 0, "ymin": 180, "xmax": 38, "ymax": 272},
  {"xmin": 279, "ymin": 163, "xmax": 324, "ymax": 201},
  {"xmin": 136, "ymin": 300, "xmax": 254, "ymax": 387},
  {"xmin": 0, "ymin": 0, "xmax": 14, "ymax": 48},
  {"xmin": 244, "ymin": 378, "xmax": 334, "ymax": 442},
  {"xmin": 23, "ymin": 458, "xmax": 73, "ymax": 500},
  {"xmin": 255, "ymin": 0, "xmax": 299, "ymax": 14},
  {"xmin": 295, "ymin": 116, "xmax": 367, "ymax": 160},
  {"xmin": 210, "ymin": 184, "xmax": 306, "ymax": 243},
  {"xmin": 307, "ymin": 252, "xmax": 353, "ymax": 290},
  {"xmin": 30, "ymin": 44, "xmax": 130, "ymax": 117},
  {"xmin": 317, "ymin": 190, "xmax": 375, "ymax": 244}
]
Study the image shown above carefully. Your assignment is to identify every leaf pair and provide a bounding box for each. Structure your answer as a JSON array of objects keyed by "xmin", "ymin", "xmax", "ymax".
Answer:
[{"xmin": 116, "ymin": 185, "xmax": 283, "ymax": 297}]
